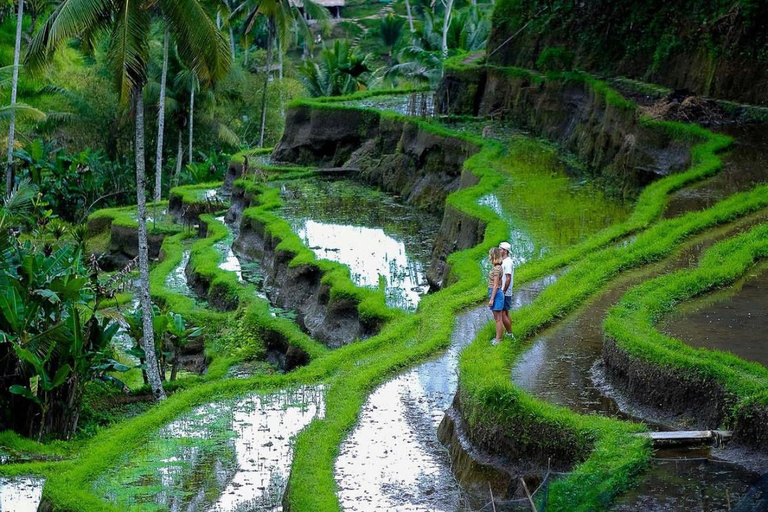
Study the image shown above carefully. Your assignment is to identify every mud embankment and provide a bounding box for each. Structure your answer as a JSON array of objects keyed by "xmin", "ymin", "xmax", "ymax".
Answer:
[
  {"xmin": 603, "ymin": 339, "xmax": 768, "ymax": 451},
  {"xmin": 233, "ymin": 215, "xmax": 370, "ymax": 348},
  {"xmin": 437, "ymin": 67, "xmax": 691, "ymax": 196}
]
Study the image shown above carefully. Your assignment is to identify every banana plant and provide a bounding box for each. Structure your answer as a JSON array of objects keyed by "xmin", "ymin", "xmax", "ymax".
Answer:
[{"xmin": 164, "ymin": 312, "xmax": 201, "ymax": 381}]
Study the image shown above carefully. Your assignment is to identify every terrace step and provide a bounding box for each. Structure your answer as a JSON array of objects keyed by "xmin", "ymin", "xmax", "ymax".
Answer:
[{"xmin": 636, "ymin": 430, "xmax": 733, "ymax": 447}]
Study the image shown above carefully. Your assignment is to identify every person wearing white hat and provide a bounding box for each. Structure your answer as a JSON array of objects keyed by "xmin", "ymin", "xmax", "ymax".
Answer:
[{"xmin": 498, "ymin": 241, "xmax": 515, "ymax": 340}]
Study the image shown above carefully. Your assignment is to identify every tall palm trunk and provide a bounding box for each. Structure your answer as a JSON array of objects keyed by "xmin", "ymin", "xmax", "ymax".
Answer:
[
  {"xmin": 5, "ymin": 0, "xmax": 23, "ymax": 196},
  {"xmin": 404, "ymin": 0, "xmax": 415, "ymax": 34},
  {"xmin": 154, "ymin": 29, "xmax": 170, "ymax": 203},
  {"xmin": 258, "ymin": 19, "xmax": 274, "ymax": 148},
  {"xmin": 442, "ymin": 0, "xmax": 454, "ymax": 59},
  {"xmin": 173, "ymin": 130, "xmax": 183, "ymax": 188},
  {"xmin": 188, "ymin": 83, "xmax": 195, "ymax": 164},
  {"xmin": 134, "ymin": 89, "xmax": 166, "ymax": 401},
  {"xmin": 229, "ymin": 25, "xmax": 236, "ymax": 60}
]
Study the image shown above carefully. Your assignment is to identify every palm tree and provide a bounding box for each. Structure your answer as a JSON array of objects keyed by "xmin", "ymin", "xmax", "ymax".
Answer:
[
  {"xmin": 299, "ymin": 40, "xmax": 371, "ymax": 97},
  {"xmin": 5, "ymin": 0, "xmax": 23, "ymax": 197},
  {"xmin": 154, "ymin": 28, "xmax": 169, "ymax": 203},
  {"xmin": 234, "ymin": 0, "xmax": 329, "ymax": 146},
  {"xmin": 379, "ymin": 11, "xmax": 404, "ymax": 61},
  {"xmin": 28, "ymin": 0, "xmax": 231, "ymax": 401}
]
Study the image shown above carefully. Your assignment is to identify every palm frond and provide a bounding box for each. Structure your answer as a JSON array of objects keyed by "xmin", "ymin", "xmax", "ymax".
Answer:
[
  {"xmin": 108, "ymin": 0, "xmax": 151, "ymax": 104},
  {"xmin": 26, "ymin": 0, "xmax": 113, "ymax": 73},
  {"xmin": 0, "ymin": 104, "xmax": 47, "ymax": 122}
]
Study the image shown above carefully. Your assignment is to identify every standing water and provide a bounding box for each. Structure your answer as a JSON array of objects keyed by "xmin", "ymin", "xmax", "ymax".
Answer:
[
  {"xmin": 277, "ymin": 179, "xmax": 441, "ymax": 311},
  {"xmin": 0, "ymin": 477, "xmax": 44, "ymax": 512},
  {"xmin": 93, "ymin": 386, "xmax": 324, "ymax": 511}
]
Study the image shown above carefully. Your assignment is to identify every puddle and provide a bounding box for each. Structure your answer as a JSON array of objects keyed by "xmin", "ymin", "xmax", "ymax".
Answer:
[
  {"xmin": 665, "ymin": 125, "xmax": 768, "ymax": 219},
  {"xmin": 660, "ymin": 262, "xmax": 768, "ymax": 367},
  {"xmin": 277, "ymin": 179, "xmax": 441, "ymax": 311},
  {"xmin": 0, "ymin": 477, "xmax": 44, "ymax": 512},
  {"xmin": 610, "ymin": 456, "xmax": 760, "ymax": 512},
  {"xmin": 334, "ymin": 275, "xmax": 551, "ymax": 511},
  {"xmin": 93, "ymin": 386, "xmax": 325, "ymax": 512}
]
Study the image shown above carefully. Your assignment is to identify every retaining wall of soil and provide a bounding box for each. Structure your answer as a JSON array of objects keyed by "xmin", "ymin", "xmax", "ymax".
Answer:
[
  {"xmin": 233, "ymin": 213, "xmax": 374, "ymax": 348},
  {"xmin": 437, "ymin": 66, "xmax": 692, "ymax": 196},
  {"xmin": 437, "ymin": 390, "xmax": 584, "ymax": 498},
  {"xmin": 603, "ymin": 337, "xmax": 768, "ymax": 450}
]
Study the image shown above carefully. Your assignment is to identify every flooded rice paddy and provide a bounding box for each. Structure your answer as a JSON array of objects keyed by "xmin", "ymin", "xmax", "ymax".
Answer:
[
  {"xmin": 335, "ymin": 277, "xmax": 550, "ymax": 511},
  {"xmin": 93, "ymin": 386, "xmax": 324, "ymax": 512},
  {"xmin": 664, "ymin": 125, "xmax": 768, "ymax": 219},
  {"xmin": 610, "ymin": 454, "xmax": 760, "ymax": 512},
  {"xmin": 661, "ymin": 262, "xmax": 768, "ymax": 367},
  {"xmin": 0, "ymin": 477, "xmax": 44, "ymax": 512},
  {"xmin": 276, "ymin": 179, "xmax": 441, "ymax": 311}
]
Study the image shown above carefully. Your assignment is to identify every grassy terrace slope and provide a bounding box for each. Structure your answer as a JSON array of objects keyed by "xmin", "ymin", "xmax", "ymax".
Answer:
[
  {"xmin": 605, "ymin": 220, "xmax": 768, "ymax": 447},
  {"xmin": 0, "ymin": 74, "xmax": 743, "ymax": 511}
]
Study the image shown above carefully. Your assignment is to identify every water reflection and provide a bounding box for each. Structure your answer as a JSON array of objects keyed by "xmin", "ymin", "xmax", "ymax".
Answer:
[
  {"xmin": 278, "ymin": 179, "xmax": 440, "ymax": 312},
  {"xmin": 335, "ymin": 276, "xmax": 552, "ymax": 511},
  {"xmin": 610, "ymin": 456, "xmax": 759, "ymax": 512},
  {"xmin": 94, "ymin": 386, "xmax": 324, "ymax": 512},
  {"xmin": 165, "ymin": 249, "xmax": 194, "ymax": 297},
  {"xmin": 0, "ymin": 477, "xmax": 44, "ymax": 512}
]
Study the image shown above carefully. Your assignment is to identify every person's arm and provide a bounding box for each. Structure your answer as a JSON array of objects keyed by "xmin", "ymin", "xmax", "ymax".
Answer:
[{"xmin": 503, "ymin": 271, "xmax": 511, "ymax": 293}]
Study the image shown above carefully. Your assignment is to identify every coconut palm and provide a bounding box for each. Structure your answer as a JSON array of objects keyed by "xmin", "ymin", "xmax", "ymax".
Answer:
[
  {"xmin": 28, "ymin": 0, "xmax": 231, "ymax": 401},
  {"xmin": 234, "ymin": 0, "xmax": 329, "ymax": 146},
  {"xmin": 5, "ymin": 0, "xmax": 23, "ymax": 197},
  {"xmin": 299, "ymin": 40, "xmax": 371, "ymax": 97}
]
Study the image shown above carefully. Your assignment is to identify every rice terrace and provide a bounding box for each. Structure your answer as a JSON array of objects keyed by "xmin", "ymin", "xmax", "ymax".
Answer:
[{"xmin": 2, "ymin": 0, "xmax": 768, "ymax": 510}]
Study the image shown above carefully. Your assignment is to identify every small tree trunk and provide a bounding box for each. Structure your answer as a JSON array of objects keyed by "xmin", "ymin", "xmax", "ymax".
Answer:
[
  {"xmin": 170, "ymin": 348, "xmax": 179, "ymax": 381},
  {"xmin": 173, "ymin": 130, "xmax": 183, "ymax": 187},
  {"xmin": 188, "ymin": 84, "xmax": 195, "ymax": 164},
  {"xmin": 442, "ymin": 0, "xmax": 454, "ymax": 59},
  {"xmin": 258, "ymin": 20, "xmax": 274, "ymax": 148},
  {"xmin": 216, "ymin": 11, "xmax": 222, "ymax": 29},
  {"xmin": 404, "ymin": 0, "xmax": 415, "ymax": 34},
  {"xmin": 243, "ymin": 34, "xmax": 249, "ymax": 67},
  {"xmin": 134, "ymin": 89, "xmax": 166, "ymax": 402},
  {"xmin": 5, "ymin": 0, "xmax": 23, "ymax": 196},
  {"xmin": 154, "ymin": 29, "xmax": 170, "ymax": 203}
]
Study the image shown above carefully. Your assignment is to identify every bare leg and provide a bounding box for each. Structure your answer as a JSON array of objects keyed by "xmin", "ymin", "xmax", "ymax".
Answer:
[
  {"xmin": 502, "ymin": 310, "xmax": 512, "ymax": 334},
  {"xmin": 493, "ymin": 311, "xmax": 504, "ymax": 342}
]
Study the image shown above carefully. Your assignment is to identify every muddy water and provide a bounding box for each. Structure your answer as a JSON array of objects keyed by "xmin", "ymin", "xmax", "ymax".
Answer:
[
  {"xmin": 665, "ymin": 125, "xmax": 768, "ymax": 219},
  {"xmin": 334, "ymin": 276, "xmax": 551, "ymax": 511},
  {"xmin": 661, "ymin": 262, "xmax": 768, "ymax": 367},
  {"xmin": 513, "ymin": 211, "xmax": 768, "ymax": 425},
  {"xmin": 93, "ymin": 386, "xmax": 324, "ymax": 511},
  {"xmin": 610, "ymin": 455, "xmax": 759, "ymax": 512},
  {"xmin": 277, "ymin": 179, "xmax": 441, "ymax": 311},
  {"xmin": 0, "ymin": 477, "xmax": 44, "ymax": 512}
]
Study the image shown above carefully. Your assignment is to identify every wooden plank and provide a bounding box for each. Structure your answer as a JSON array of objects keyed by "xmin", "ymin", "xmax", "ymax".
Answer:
[{"xmin": 635, "ymin": 430, "xmax": 733, "ymax": 447}]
